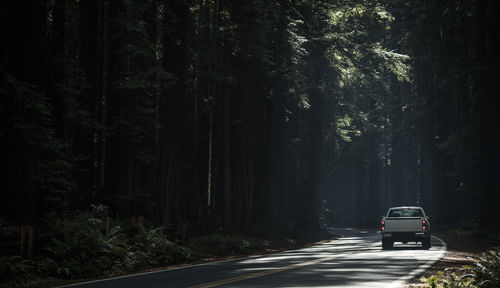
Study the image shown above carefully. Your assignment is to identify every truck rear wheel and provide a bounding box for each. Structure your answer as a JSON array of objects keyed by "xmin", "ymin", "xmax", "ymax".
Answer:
[
  {"xmin": 422, "ymin": 237, "xmax": 431, "ymax": 249},
  {"xmin": 382, "ymin": 238, "xmax": 393, "ymax": 250}
]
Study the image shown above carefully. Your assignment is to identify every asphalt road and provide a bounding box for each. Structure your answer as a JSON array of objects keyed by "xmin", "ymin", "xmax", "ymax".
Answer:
[{"xmin": 60, "ymin": 228, "xmax": 446, "ymax": 288}]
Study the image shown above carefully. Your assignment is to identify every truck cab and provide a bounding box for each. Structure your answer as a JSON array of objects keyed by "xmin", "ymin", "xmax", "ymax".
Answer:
[{"xmin": 381, "ymin": 206, "xmax": 431, "ymax": 249}]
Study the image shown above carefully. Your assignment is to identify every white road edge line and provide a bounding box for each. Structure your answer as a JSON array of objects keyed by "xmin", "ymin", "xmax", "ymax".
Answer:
[{"xmin": 388, "ymin": 236, "xmax": 447, "ymax": 288}]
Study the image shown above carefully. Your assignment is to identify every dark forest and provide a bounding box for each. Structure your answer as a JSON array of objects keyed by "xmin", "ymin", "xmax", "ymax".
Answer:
[{"xmin": 1, "ymin": 0, "xmax": 500, "ymax": 286}]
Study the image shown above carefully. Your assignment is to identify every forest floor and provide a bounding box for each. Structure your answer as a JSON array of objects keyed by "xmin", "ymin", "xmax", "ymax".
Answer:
[{"xmin": 404, "ymin": 232, "xmax": 496, "ymax": 287}]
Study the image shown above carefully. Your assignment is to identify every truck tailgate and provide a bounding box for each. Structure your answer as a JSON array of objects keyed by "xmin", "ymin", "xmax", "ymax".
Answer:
[{"xmin": 385, "ymin": 217, "xmax": 422, "ymax": 232}]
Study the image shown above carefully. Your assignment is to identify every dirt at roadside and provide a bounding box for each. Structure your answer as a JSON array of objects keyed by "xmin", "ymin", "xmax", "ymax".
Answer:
[{"xmin": 403, "ymin": 233, "xmax": 494, "ymax": 287}]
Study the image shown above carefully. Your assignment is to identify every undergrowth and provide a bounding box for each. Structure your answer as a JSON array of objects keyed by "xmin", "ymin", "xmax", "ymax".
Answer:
[
  {"xmin": 0, "ymin": 206, "xmax": 191, "ymax": 288},
  {"xmin": 421, "ymin": 248, "xmax": 500, "ymax": 288},
  {"xmin": 189, "ymin": 233, "xmax": 264, "ymax": 259},
  {"xmin": 0, "ymin": 206, "xmax": 289, "ymax": 288}
]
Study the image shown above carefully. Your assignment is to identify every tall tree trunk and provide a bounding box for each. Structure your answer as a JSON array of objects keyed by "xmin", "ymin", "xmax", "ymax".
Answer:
[
  {"xmin": 223, "ymin": 82, "xmax": 232, "ymax": 228},
  {"xmin": 48, "ymin": 0, "xmax": 66, "ymax": 139},
  {"xmin": 106, "ymin": 0, "xmax": 131, "ymax": 216},
  {"xmin": 267, "ymin": 3, "xmax": 289, "ymax": 231},
  {"xmin": 302, "ymin": 41, "xmax": 324, "ymax": 230},
  {"xmin": 305, "ymin": 87, "xmax": 323, "ymax": 230},
  {"xmin": 160, "ymin": 0, "xmax": 189, "ymax": 227},
  {"xmin": 478, "ymin": 0, "xmax": 500, "ymax": 228},
  {"xmin": 78, "ymin": 0, "xmax": 100, "ymax": 202},
  {"xmin": 0, "ymin": 1, "xmax": 48, "ymax": 223}
]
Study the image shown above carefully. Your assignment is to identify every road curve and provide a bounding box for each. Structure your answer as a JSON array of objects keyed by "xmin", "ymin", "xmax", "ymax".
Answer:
[{"xmin": 59, "ymin": 228, "xmax": 446, "ymax": 288}]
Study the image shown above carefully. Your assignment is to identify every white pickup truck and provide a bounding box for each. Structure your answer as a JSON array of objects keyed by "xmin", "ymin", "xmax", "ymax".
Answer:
[{"xmin": 381, "ymin": 206, "xmax": 431, "ymax": 249}]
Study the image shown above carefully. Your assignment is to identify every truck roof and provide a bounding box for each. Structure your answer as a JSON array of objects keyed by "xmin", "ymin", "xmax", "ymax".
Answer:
[{"xmin": 389, "ymin": 206, "xmax": 423, "ymax": 209}]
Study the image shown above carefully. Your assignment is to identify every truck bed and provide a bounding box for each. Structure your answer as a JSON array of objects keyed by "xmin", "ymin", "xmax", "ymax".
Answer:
[{"xmin": 384, "ymin": 217, "xmax": 422, "ymax": 232}]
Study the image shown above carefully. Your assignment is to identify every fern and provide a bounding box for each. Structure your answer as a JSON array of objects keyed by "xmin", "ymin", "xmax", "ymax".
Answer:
[{"xmin": 470, "ymin": 248, "xmax": 500, "ymax": 288}]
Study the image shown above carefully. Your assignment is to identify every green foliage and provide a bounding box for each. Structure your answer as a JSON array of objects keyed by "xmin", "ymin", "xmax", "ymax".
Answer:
[
  {"xmin": 420, "ymin": 248, "xmax": 500, "ymax": 288},
  {"xmin": 446, "ymin": 220, "xmax": 479, "ymax": 238},
  {"xmin": 42, "ymin": 207, "xmax": 123, "ymax": 278},
  {"xmin": 0, "ymin": 255, "xmax": 58, "ymax": 288},
  {"xmin": 336, "ymin": 114, "xmax": 362, "ymax": 142},
  {"xmin": 142, "ymin": 227, "xmax": 192, "ymax": 266},
  {"xmin": 40, "ymin": 207, "xmax": 191, "ymax": 278},
  {"xmin": 190, "ymin": 234, "xmax": 262, "ymax": 258},
  {"xmin": 0, "ymin": 219, "xmax": 19, "ymax": 256},
  {"xmin": 468, "ymin": 248, "xmax": 500, "ymax": 288},
  {"xmin": 0, "ymin": 255, "xmax": 31, "ymax": 280},
  {"xmin": 422, "ymin": 270, "xmax": 477, "ymax": 288},
  {"xmin": 448, "ymin": 229, "xmax": 474, "ymax": 239},
  {"xmin": 0, "ymin": 207, "xmax": 192, "ymax": 286}
]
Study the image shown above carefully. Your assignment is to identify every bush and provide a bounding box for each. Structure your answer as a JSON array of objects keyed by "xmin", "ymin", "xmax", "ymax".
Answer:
[
  {"xmin": 422, "ymin": 270, "xmax": 476, "ymax": 288},
  {"xmin": 190, "ymin": 234, "xmax": 262, "ymax": 259},
  {"xmin": 41, "ymin": 207, "xmax": 122, "ymax": 278},
  {"xmin": 469, "ymin": 248, "xmax": 500, "ymax": 287},
  {"xmin": 421, "ymin": 248, "xmax": 500, "ymax": 288},
  {"xmin": 143, "ymin": 227, "xmax": 191, "ymax": 266},
  {"xmin": 0, "ymin": 218, "xmax": 20, "ymax": 256},
  {"xmin": 0, "ymin": 206, "xmax": 194, "ymax": 286},
  {"xmin": 41, "ymin": 208, "xmax": 192, "ymax": 277},
  {"xmin": 0, "ymin": 255, "xmax": 61, "ymax": 288}
]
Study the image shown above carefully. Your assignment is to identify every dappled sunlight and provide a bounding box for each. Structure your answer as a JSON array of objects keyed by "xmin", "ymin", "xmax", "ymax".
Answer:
[{"xmin": 236, "ymin": 234, "xmax": 380, "ymax": 267}]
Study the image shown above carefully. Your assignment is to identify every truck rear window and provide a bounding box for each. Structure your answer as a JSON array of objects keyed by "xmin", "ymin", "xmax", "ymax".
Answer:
[{"xmin": 388, "ymin": 208, "xmax": 423, "ymax": 217}]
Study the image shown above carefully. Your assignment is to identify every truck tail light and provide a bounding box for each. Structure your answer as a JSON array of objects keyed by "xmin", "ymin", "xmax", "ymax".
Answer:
[
  {"xmin": 422, "ymin": 219, "xmax": 427, "ymax": 230},
  {"xmin": 381, "ymin": 220, "xmax": 385, "ymax": 231}
]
